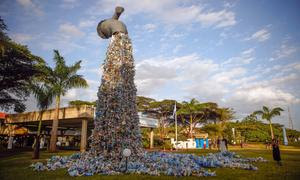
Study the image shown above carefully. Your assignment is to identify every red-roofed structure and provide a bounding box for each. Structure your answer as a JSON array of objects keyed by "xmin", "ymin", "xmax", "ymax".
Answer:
[{"xmin": 0, "ymin": 112, "xmax": 6, "ymax": 119}]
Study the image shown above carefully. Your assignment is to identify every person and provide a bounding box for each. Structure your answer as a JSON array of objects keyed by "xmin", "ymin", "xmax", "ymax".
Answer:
[
  {"xmin": 223, "ymin": 138, "xmax": 228, "ymax": 150},
  {"xmin": 217, "ymin": 137, "xmax": 220, "ymax": 150},
  {"xmin": 40, "ymin": 136, "xmax": 45, "ymax": 149},
  {"xmin": 220, "ymin": 139, "xmax": 227, "ymax": 152},
  {"xmin": 56, "ymin": 140, "xmax": 61, "ymax": 147},
  {"xmin": 240, "ymin": 139, "xmax": 243, "ymax": 148},
  {"xmin": 265, "ymin": 140, "xmax": 271, "ymax": 149},
  {"xmin": 272, "ymin": 137, "xmax": 282, "ymax": 166}
]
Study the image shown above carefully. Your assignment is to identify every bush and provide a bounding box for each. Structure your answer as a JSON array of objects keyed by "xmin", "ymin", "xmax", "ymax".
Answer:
[{"xmin": 162, "ymin": 139, "xmax": 173, "ymax": 150}]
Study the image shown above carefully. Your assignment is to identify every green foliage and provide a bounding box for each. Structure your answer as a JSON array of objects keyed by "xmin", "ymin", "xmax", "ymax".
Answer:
[
  {"xmin": 154, "ymin": 138, "xmax": 164, "ymax": 147},
  {"xmin": 146, "ymin": 99, "xmax": 177, "ymax": 139},
  {"xmin": 253, "ymin": 106, "xmax": 284, "ymax": 139},
  {"xmin": 141, "ymin": 128, "xmax": 150, "ymax": 148},
  {"xmin": 136, "ymin": 96, "xmax": 155, "ymax": 112},
  {"xmin": 68, "ymin": 100, "xmax": 96, "ymax": 107},
  {"xmin": 0, "ymin": 17, "xmax": 46, "ymax": 112},
  {"xmin": 218, "ymin": 116, "xmax": 300, "ymax": 143},
  {"xmin": 38, "ymin": 49, "xmax": 88, "ymax": 152},
  {"xmin": 30, "ymin": 84, "xmax": 54, "ymax": 110},
  {"xmin": 254, "ymin": 106, "xmax": 284, "ymax": 123},
  {"xmin": 202, "ymin": 123, "xmax": 223, "ymax": 138},
  {"xmin": 41, "ymin": 50, "xmax": 88, "ymax": 98},
  {"xmin": 286, "ymin": 129, "xmax": 300, "ymax": 142},
  {"xmin": 162, "ymin": 139, "xmax": 173, "ymax": 150}
]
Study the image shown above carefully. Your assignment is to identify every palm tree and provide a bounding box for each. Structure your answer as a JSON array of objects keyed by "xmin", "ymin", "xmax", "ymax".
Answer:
[
  {"xmin": 30, "ymin": 83, "xmax": 54, "ymax": 159},
  {"xmin": 254, "ymin": 106, "xmax": 284, "ymax": 139},
  {"xmin": 216, "ymin": 108, "xmax": 234, "ymax": 127},
  {"xmin": 43, "ymin": 50, "xmax": 88, "ymax": 152}
]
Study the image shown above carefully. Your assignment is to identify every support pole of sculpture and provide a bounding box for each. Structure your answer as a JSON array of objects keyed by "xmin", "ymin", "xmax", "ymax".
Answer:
[{"xmin": 90, "ymin": 6, "xmax": 143, "ymax": 161}]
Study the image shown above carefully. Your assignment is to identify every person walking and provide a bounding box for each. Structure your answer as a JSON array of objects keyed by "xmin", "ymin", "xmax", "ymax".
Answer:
[
  {"xmin": 223, "ymin": 138, "xmax": 228, "ymax": 150},
  {"xmin": 272, "ymin": 137, "xmax": 282, "ymax": 166},
  {"xmin": 217, "ymin": 137, "xmax": 220, "ymax": 151},
  {"xmin": 220, "ymin": 139, "xmax": 227, "ymax": 152}
]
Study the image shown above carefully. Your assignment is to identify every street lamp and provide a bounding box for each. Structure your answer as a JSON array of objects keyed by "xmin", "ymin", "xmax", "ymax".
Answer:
[{"xmin": 122, "ymin": 148, "xmax": 131, "ymax": 172}]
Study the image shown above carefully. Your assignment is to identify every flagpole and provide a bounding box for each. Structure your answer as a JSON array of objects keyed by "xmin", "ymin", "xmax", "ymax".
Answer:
[{"xmin": 175, "ymin": 102, "xmax": 178, "ymax": 145}]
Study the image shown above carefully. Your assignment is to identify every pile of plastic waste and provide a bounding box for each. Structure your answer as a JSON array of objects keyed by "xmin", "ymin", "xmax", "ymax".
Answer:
[{"xmin": 30, "ymin": 151, "xmax": 266, "ymax": 177}]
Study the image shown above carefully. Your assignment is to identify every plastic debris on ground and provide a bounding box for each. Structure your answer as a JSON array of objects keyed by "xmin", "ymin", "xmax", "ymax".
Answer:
[{"xmin": 30, "ymin": 151, "xmax": 267, "ymax": 177}]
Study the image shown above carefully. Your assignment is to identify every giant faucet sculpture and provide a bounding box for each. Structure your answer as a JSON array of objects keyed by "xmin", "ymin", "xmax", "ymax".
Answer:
[
  {"xmin": 97, "ymin": 6, "xmax": 128, "ymax": 39},
  {"xmin": 90, "ymin": 6, "xmax": 143, "ymax": 162},
  {"xmin": 30, "ymin": 7, "xmax": 268, "ymax": 177}
]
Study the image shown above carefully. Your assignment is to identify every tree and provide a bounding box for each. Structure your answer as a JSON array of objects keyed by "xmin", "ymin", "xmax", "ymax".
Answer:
[
  {"xmin": 254, "ymin": 106, "xmax": 284, "ymax": 139},
  {"xmin": 202, "ymin": 123, "xmax": 223, "ymax": 138},
  {"xmin": 136, "ymin": 96, "xmax": 155, "ymax": 112},
  {"xmin": 215, "ymin": 107, "xmax": 235, "ymax": 128},
  {"xmin": 0, "ymin": 17, "xmax": 45, "ymax": 112},
  {"xmin": 147, "ymin": 99, "xmax": 176, "ymax": 139},
  {"xmin": 30, "ymin": 83, "xmax": 54, "ymax": 159},
  {"xmin": 43, "ymin": 50, "xmax": 88, "ymax": 152},
  {"xmin": 177, "ymin": 98, "xmax": 206, "ymax": 138},
  {"xmin": 68, "ymin": 100, "xmax": 96, "ymax": 107}
]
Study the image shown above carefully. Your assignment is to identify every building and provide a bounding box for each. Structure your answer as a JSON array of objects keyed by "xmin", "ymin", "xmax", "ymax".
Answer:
[{"xmin": 2, "ymin": 105, "xmax": 158, "ymax": 151}]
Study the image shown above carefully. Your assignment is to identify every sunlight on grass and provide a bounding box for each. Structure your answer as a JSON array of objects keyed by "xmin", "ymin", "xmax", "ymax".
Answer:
[{"xmin": 1, "ymin": 147, "xmax": 300, "ymax": 180}]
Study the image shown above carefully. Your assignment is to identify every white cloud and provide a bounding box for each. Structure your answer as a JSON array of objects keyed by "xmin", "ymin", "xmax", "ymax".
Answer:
[
  {"xmin": 79, "ymin": 20, "xmax": 97, "ymax": 28},
  {"xmin": 60, "ymin": 0, "xmax": 79, "ymax": 9},
  {"xmin": 231, "ymin": 86, "xmax": 299, "ymax": 106},
  {"xmin": 11, "ymin": 33, "xmax": 32, "ymax": 43},
  {"xmin": 270, "ymin": 43, "xmax": 298, "ymax": 61},
  {"xmin": 59, "ymin": 23, "xmax": 85, "ymax": 38},
  {"xmin": 223, "ymin": 48, "xmax": 255, "ymax": 65},
  {"xmin": 40, "ymin": 40, "xmax": 84, "ymax": 54},
  {"xmin": 245, "ymin": 28, "xmax": 271, "ymax": 42},
  {"xmin": 89, "ymin": 0, "xmax": 236, "ymax": 28},
  {"xmin": 142, "ymin": 23, "xmax": 156, "ymax": 32},
  {"xmin": 135, "ymin": 54, "xmax": 220, "ymax": 98},
  {"xmin": 39, "ymin": 22, "xmax": 87, "ymax": 54},
  {"xmin": 16, "ymin": 0, "xmax": 44, "ymax": 16},
  {"xmin": 134, "ymin": 53, "xmax": 299, "ymax": 124},
  {"xmin": 197, "ymin": 9, "xmax": 236, "ymax": 28},
  {"xmin": 172, "ymin": 44, "xmax": 183, "ymax": 54}
]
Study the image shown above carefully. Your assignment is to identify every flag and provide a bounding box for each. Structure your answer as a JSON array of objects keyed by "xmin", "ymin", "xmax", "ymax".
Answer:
[
  {"xmin": 172, "ymin": 102, "xmax": 177, "ymax": 119},
  {"xmin": 282, "ymin": 126, "xmax": 288, "ymax": 146}
]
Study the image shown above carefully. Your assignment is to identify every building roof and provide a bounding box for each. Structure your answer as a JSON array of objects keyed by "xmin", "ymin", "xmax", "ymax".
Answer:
[{"xmin": 0, "ymin": 112, "xmax": 6, "ymax": 120}]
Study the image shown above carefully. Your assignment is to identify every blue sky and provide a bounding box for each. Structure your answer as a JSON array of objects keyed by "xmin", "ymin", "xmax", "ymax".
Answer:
[{"xmin": 1, "ymin": 0, "xmax": 300, "ymax": 130}]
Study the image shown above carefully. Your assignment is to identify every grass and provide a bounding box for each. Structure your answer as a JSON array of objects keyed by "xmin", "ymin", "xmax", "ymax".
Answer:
[{"xmin": 1, "ymin": 145, "xmax": 300, "ymax": 180}]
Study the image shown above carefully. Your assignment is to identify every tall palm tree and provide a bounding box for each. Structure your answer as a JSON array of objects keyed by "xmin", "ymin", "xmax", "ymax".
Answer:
[
  {"xmin": 254, "ymin": 106, "xmax": 284, "ymax": 139},
  {"xmin": 43, "ymin": 50, "xmax": 88, "ymax": 152},
  {"xmin": 216, "ymin": 108, "xmax": 234, "ymax": 127},
  {"xmin": 30, "ymin": 83, "xmax": 54, "ymax": 159}
]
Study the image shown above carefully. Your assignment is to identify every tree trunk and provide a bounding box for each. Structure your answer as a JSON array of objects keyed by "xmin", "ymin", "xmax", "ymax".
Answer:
[
  {"xmin": 159, "ymin": 116, "xmax": 163, "ymax": 139},
  {"xmin": 49, "ymin": 95, "xmax": 60, "ymax": 152},
  {"xmin": 269, "ymin": 120, "xmax": 274, "ymax": 139},
  {"xmin": 33, "ymin": 111, "xmax": 43, "ymax": 159},
  {"xmin": 190, "ymin": 115, "xmax": 193, "ymax": 138},
  {"xmin": 33, "ymin": 135, "xmax": 40, "ymax": 158}
]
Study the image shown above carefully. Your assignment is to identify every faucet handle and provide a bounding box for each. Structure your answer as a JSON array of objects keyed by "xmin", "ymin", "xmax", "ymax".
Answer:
[{"xmin": 112, "ymin": 6, "xmax": 124, "ymax": 20}]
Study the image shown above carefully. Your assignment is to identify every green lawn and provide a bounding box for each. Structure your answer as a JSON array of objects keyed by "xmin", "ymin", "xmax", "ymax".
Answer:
[{"xmin": 1, "ymin": 146, "xmax": 300, "ymax": 180}]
